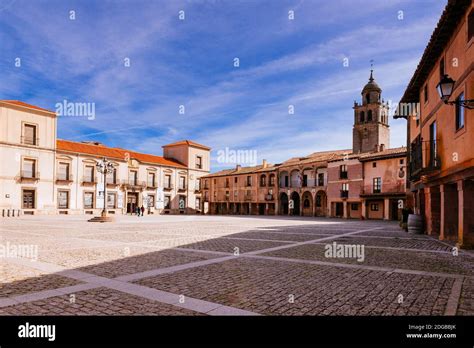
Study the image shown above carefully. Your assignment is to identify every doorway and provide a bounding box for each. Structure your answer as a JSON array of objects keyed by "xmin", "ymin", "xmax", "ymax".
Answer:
[{"xmin": 127, "ymin": 192, "xmax": 139, "ymax": 214}]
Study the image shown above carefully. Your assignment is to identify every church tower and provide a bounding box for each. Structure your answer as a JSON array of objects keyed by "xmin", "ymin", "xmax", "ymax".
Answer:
[{"xmin": 352, "ymin": 70, "xmax": 390, "ymax": 154}]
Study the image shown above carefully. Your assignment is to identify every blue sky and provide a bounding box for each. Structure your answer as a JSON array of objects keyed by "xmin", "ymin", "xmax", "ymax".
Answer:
[{"xmin": 0, "ymin": 0, "xmax": 446, "ymax": 171}]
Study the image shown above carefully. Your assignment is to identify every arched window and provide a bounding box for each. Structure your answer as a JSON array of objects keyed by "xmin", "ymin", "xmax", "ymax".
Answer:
[
  {"xmin": 366, "ymin": 94, "xmax": 370, "ymax": 104},
  {"xmin": 368, "ymin": 110, "xmax": 373, "ymax": 121},
  {"xmin": 260, "ymin": 174, "xmax": 266, "ymax": 187},
  {"xmin": 360, "ymin": 111, "xmax": 365, "ymax": 123},
  {"xmin": 303, "ymin": 199, "xmax": 310, "ymax": 208}
]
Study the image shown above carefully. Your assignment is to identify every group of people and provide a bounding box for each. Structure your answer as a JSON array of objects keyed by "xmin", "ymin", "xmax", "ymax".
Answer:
[{"xmin": 135, "ymin": 205, "xmax": 146, "ymax": 217}]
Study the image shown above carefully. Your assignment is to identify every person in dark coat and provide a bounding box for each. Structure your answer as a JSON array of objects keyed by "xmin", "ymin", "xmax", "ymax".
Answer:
[
  {"xmin": 141, "ymin": 205, "xmax": 145, "ymax": 216},
  {"xmin": 136, "ymin": 205, "xmax": 140, "ymax": 216}
]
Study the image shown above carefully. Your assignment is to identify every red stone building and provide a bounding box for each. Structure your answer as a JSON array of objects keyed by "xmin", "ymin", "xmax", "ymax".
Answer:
[{"xmin": 396, "ymin": 0, "xmax": 474, "ymax": 247}]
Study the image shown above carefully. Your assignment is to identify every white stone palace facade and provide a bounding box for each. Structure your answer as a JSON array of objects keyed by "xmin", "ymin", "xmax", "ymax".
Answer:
[{"xmin": 0, "ymin": 100, "xmax": 210, "ymax": 216}]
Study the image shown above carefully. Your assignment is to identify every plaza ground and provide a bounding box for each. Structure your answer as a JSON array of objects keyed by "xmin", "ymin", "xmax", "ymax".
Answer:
[{"xmin": 0, "ymin": 215, "xmax": 473, "ymax": 315}]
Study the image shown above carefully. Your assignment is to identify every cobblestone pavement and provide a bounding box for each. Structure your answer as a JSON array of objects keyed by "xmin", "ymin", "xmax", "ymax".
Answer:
[{"xmin": 0, "ymin": 215, "xmax": 473, "ymax": 315}]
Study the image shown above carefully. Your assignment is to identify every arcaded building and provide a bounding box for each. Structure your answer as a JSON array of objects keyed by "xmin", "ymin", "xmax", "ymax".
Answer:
[
  {"xmin": 0, "ymin": 100, "xmax": 210, "ymax": 216},
  {"xmin": 396, "ymin": 0, "xmax": 474, "ymax": 247},
  {"xmin": 202, "ymin": 71, "xmax": 407, "ymax": 220}
]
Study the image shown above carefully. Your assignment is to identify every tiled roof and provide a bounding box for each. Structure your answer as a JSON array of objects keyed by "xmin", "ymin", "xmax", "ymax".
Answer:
[
  {"xmin": 398, "ymin": 0, "xmax": 471, "ymax": 108},
  {"xmin": 0, "ymin": 100, "xmax": 56, "ymax": 114},
  {"xmin": 203, "ymin": 163, "xmax": 277, "ymax": 178},
  {"xmin": 281, "ymin": 149, "xmax": 351, "ymax": 167},
  {"xmin": 57, "ymin": 139, "xmax": 187, "ymax": 168},
  {"xmin": 359, "ymin": 147, "xmax": 407, "ymax": 161},
  {"xmin": 163, "ymin": 140, "xmax": 211, "ymax": 150}
]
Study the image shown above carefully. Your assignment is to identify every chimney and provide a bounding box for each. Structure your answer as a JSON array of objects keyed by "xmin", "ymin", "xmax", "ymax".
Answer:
[
  {"xmin": 262, "ymin": 159, "xmax": 268, "ymax": 168},
  {"xmin": 379, "ymin": 144, "xmax": 385, "ymax": 151},
  {"xmin": 236, "ymin": 164, "xmax": 241, "ymax": 171},
  {"xmin": 374, "ymin": 144, "xmax": 379, "ymax": 152}
]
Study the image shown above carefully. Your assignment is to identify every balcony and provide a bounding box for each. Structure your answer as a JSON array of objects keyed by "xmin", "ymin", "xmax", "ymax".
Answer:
[
  {"xmin": 106, "ymin": 179, "xmax": 119, "ymax": 188},
  {"xmin": 178, "ymin": 185, "xmax": 187, "ymax": 192},
  {"xmin": 246, "ymin": 183, "xmax": 252, "ymax": 187},
  {"xmin": 19, "ymin": 171, "xmax": 40, "ymax": 182},
  {"xmin": 340, "ymin": 190, "xmax": 349, "ymax": 199},
  {"xmin": 120, "ymin": 179, "xmax": 146, "ymax": 190},
  {"xmin": 244, "ymin": 194, "xmax": 253, "ymax": 201},
  {"xmin": 146, "ymin": 181, "xmax": 157, "ymax": 190},
  {"xmin": 21, "ymin": 136, "xmax": 39, "ymax": 146},
  {"xmin": 360, "ymin": 183, "xmax": 405, "ymax": 196},
  {"xmin": 56, "ymin": 174, "xmax": 73, "ymax": 184},
  {"xmin": 81, "ymin": 176, "xmax": 97, "ymax": 186},
  {"xmin": 163, "ymin": 184, "xmax": 174, "ymax": 191},
  {"xmin": 265, "ymin": 194, "xmax": 274, "ymax": 201},
  {"xmin": 340, "ymin": 172, "xmax": 348, "ymax": 180},
  {"xmin": 194, "ymin": 184, "xmax": 201, "ymax": 192}
]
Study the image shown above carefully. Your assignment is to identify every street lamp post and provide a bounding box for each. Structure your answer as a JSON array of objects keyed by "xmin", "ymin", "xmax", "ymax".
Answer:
[
  {"xmin": 436, "ymin": 74, "xmax": 474, "ymax": 109},
  {"xmin": 88, "ymin": 157, "xmax": 115, "ymax": 222}
]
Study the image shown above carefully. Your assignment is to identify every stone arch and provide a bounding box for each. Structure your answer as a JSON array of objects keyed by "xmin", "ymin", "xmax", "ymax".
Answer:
[
  {"xmin": 290, "ymin": 191, "xmax": 300, "ymax": 216},
  {"xmin": 315, "ymin": 190, "xmax": 327, "ymax": 217},
  {"xmin": 290, "ymin": 169, "xmax": 300, "ymax": 188},
  {"xmin": 302, "ymin": 191, "xmax": 313, "ymax": 217},
  {"xmin": 279, "ymin": 192, "xmax": 289, "ymax": 215}
]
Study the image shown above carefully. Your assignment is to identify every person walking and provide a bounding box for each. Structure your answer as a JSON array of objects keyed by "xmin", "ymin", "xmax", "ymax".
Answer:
[
  {"xmin": 141, "ymin": 205, "xmax": 145, "ymax": 216},
  {"xmin": 136, "ymin": 205, "xmax": 140, "ymax": 217}
]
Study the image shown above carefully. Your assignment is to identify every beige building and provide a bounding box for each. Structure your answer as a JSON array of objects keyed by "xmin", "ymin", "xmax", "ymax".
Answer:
[{"xmin": 0, "ymin": 100, "xmax": 210, "ymax": 216}]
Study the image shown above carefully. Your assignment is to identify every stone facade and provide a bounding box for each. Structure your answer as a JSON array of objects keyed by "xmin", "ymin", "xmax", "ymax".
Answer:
[{"xmin": 0, "ymin": 101, "xmax": 210, "ymax": 216}]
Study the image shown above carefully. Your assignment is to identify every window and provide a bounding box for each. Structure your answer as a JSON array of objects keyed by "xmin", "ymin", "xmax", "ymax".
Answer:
[
  {"xmin": 360, "ymin": 111, "xmax": 365, "ymax": 123},
  {"xmin": 468, "ymin": 9, "xmax": 474, "ymax": 42},
  {"xmin": 371, "ymin": 203, "xmax": 379, "ymax": 211},
  {"xmin": 147, "ymin": 172, "xmax": 156, "ymax": 187},
  {"xmin": 58, "ymin": 162, "xmax": 70, "ymax": 181},
  {"xmin": 340, "ymin": 165, "xmax": 348, "ymax": 179},
  {"xmin": 260, "ymin": 175, "xmax": 266, "ymax": 187},
  {"xmin": 164, "ymin": 196, "xmax": 171, "ymax": 209},
  {"xmin": 342, "ymin": 183, "xmax": 349, "ymax": 191},
  {"xmin": 165, "ymin": 175, "xmax": 172, "ymax": 188},
  {"xmin": 302, "ymin": 175, "xmax": 308, "ymax": 187},
  {"xmin": 303, "ymin": 199, "xmax": 310, "ymax": 208},
  {"xmin": 316, "ymin": 195, "xmax": 322, "ymax": 207},
  {"xmin": 367, "ymin": 110, "xmax": 373, "ymax": 121},
  {"xmin": 196, "ymin": 156, "xmax": 202, "ymax": 169},
  {"xmin": 429, "ymin": 121, "xmax": 437, "ymax": 167},
  {"xmin": 129, "ymin": 170, "xmax": 138, "ymax": 185},
  {"xmin": 351, "ymin": 203, "xmax": 358, "ymax": 210},
  {"xmin": 373, "ymin": 177, "xmax": 381, "ymax": 193},
  {"xmin": 341, "ymin": 183, "xmax": 349, "ymax": 198},
  {"xmin": 106, "ymin": 168, "xmax": 116, "ymax": 184},
  {"xmin": 195, "ymin": 197, "xmax": 201, "ymax": 210},
  {"xmin": 269, "ymin": 174, "xmax": 275, "ymax": 186},
  {"xmin": 84, "ymin": 192, "xmax": 94, "ymax": 209},
  {"xmin": 400, "ymin": 159, "xmax": 404, "ymax": 165},
  {"xmin": 246, "ymin": 176, "xmax": 252, "ymax": 186},
  {"xmin": 424, "ymin": 84, "xmax": 428, "ymax": 103},
  {"xmin": 284, "ymin": 176, "xmax": 289, "ymax": 187},
  {"xmin": 195, "ymin": 179, "xmax": 201, "ymax": 191},
  {"xmin": 148, "ymin": 195, "xmax": 155, "ymax": 208},
  {"xmin": 58, "ymin": 191, "xmax": 69, "ymax": 209},
  {"xmin": 234, "ymin": 190, "xmax": 238, "ymax": 197},
  {"xmin": 372, "ymin": 162, "xmax": 377, "ymax": 168},
  {"xmin": 455, "ymin": 93, "xmax": 465, "ymax": 131},
  {"xmin": 179, "ymin": 195, "xmax": 186, "ymax": 209},
  {"xmin": 22, "ymin": 159, "xmax": 36, "ymax": 178},
  {"xmin": 22, "ymin": 190, "xmax": 35, "ymax": 209},
  {"xmin": 225, "ymin": 178, "xmax": 230, "ymax": 187},
  {"xmin": 179, "ymin": 176, "xmax": 186, "ymax": 190},
  {"xmin": 84, "ymin": 165, "xmax": 94, "ymax": 183},
  {"xmin": 318, "ymin": 173, "xmax": 324, "ymax": 186},
  {"xmin": 234, "ymin": 177, "xmax": 238, "ymax": 183},
  {"xmin": 107, "ymin": 193, "xmax": 116, "ymax": 209},
  {"xmin": 22, "ymin": 124, "xmax": 37, "ymax": 145}
]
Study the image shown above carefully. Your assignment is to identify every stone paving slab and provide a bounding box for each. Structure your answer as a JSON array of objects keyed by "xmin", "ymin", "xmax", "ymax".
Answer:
[
  {"xmin": 79, "ymin": 249, "xmax": 222, "ymax": 278},
  {"xmin": 0, "ymin": 262, "xmax": 83, "ymax": 297},
  {"xmin": 222, "ymin": 231, "xmax": 327, "ymax": 242},
  {"xmin": 318, "ymin": 236, "xmax": 453, "ymax": 252},
  {"xmin": 179, "ymin": 238, "xmax": 294, "ymax": 254},
  {"xmin": 262, "ymin": 244, "xmax": 474, "ymax": 276},
  {"xmin": 135, "ymin": 257, "xmax": 454, "ymax": 316},
  {"xmin": 0, "ymin": 287, "xmax": 202, "ymax": 316}
]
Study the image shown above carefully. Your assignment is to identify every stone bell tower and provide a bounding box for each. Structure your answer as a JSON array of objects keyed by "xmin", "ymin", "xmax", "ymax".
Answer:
[{"xmin": 352, "ymin": 70, "xmax": 390, "ymax": 154}]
